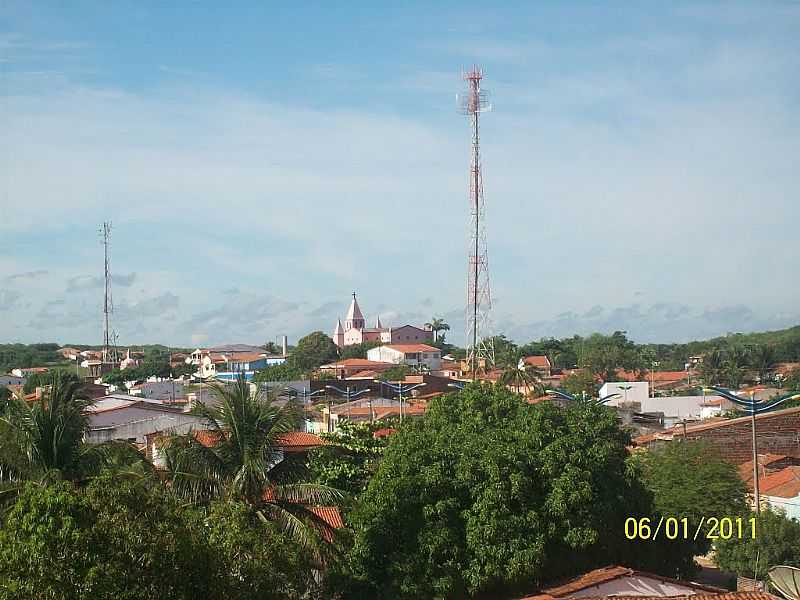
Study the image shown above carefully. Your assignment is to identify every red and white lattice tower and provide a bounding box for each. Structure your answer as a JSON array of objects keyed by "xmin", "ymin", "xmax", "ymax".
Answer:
[{"xmin": 458, "ymin": 66, "xmax": 494, "ymax": 377}]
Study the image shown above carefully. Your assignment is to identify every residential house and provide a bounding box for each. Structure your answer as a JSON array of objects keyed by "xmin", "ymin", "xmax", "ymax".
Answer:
[
  {"xmin": 519, "ymin": 565, "xmax": 730, "ymax": 600},
  {"xmin": 85, "ymin": 394, "xmax": 208, "ymax": 444},
  {"xmin": 600, "ymin": 381, "xmax": 650, "ymax": 405},
  {"xmin": 757, "ymin": 466, "xmax": 800, "ymax": 520},
  {"xmin": 128, "ymin": 380, "xmax": 185, "ymax": 402},
  {"xmin": 634, "ymin": 405, "xmax": 800, "ymax": 464},
  {"xmin": 367, "ymin": 344, "xmax": 442, "ymax": 371},
  {"xmin": 318, "ymin": 359, "xmax": 395, "ymax": 379},
  {"xmin": 517, "ymin": 355, "xmax": 552, "ymax": 378}
]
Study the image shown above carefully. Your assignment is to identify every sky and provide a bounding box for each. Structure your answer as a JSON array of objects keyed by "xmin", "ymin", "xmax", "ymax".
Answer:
[{"xmin": 1, "ymin": 2, "xmax": 799, "ymax": 348}]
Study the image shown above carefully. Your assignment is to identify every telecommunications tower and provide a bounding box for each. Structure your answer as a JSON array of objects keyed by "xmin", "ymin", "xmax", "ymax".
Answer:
[
  {"xmin": 458, "ymin": 66, "xmax": 494, "ymax": 378},
  {"xmin": 100, "ymin": 221, "xmax": 119, "ymax": 367}
]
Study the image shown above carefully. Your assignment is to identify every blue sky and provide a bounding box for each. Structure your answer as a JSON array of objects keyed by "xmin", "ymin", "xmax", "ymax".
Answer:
[{"xmin": 2, "ymin": 1, "xmax": 799, "ymax": 347}]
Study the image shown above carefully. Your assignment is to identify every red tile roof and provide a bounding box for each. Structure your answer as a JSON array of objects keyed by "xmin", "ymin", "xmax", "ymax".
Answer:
[
  {"xmin": 758, "ymin": 466, "xmax": 800, "ymax": 498},
  {"xmin": 521, "ymin": 355, "xmax": 551, "ymax": 368},
  {"xmin": 738, "ymin": 454, "xmax": 790, "ymax": 484},
  {"xmin": 634, "ymin": 406, "xmax": 800, "ymax": 445},
  {"xmin": 276, "ymin": 432, "xmax": 326, "ymax": 451},
  {"xmin": 520, "ymin": 565, "xmax": 725, "ymax": 600},
  {"xmin": 192, "ymin": 430, "xmax": 325, "ymax": 452},
  {"xmin": 579, "ymin": 595, "xmax": 774, "ymax": 600}
]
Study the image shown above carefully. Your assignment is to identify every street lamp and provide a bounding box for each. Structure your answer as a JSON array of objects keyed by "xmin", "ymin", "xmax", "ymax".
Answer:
[
  {"xmin": 617, "ymin": 384, "xmax": 633, "ymax": 404},
  {"xmin": 545, "ymin": 388, "xmax": 622, "ymax": 407},
  {"xmin": 282, "ymin": 385, "xmax": 326, "ymax": 407},
  {"xmin": 324, "ymin": 384, "xmax": 372, "ymax": 431},
  {"xmin": 374, "ymin": 380, "xmax": 427, "ymax": 422},
  {"xmin": 709, "ymin": 387, "xmax": 800, "ymax": 513},
  {"xmin": 447, "ymin": 381, "xmax": 466, "ymax": 391}
]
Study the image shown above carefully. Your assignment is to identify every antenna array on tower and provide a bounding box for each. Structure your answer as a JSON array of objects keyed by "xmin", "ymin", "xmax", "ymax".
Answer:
[{"xmin": 460, "ymin": 67, "xmax": 494, "ymax": 378}]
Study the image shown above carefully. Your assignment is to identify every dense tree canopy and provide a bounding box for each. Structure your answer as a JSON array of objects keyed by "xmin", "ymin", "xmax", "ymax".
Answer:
[
  {"xmin": 636, "ymin": 441, "xmax": 748, "ymax": 576},
  {"xmin": 339, "ymin": 341, "xmax": 382, "ymax": 360},
  {"xmin": 289, "ymin": 331, "xmax": 339, "ymax": 372},
  {"xmin": 308, "ymin": 419, "xmax": 395, "ymax": 497},
  {"xmin": 337, "ymin": 384, "xmax": 659, "ymax": 599},
  {"xmin": 715, "ymin": 509, "xmax": 800, "ymax": 578},
  {"xmin": 0, "ymin": 476, "xmax": 318, "ymax": 600}
]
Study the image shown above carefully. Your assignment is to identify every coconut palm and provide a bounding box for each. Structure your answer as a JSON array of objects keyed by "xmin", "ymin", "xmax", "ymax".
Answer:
[
  {"xmin": 497, "ymin": 363, "xmax": 544, "ymax": 397},
  {"xmin": 0, "ymin": 371, "xmax": 150, "ymax": 496},
  {"xmin": 425, "ymin": 317, "xmax": 450, "ymax": 343},
  {"xmin": 700, "ymin": 349, "xmax": 726, "ymax": 386},
  {"xmin": 724, "ymin": 345, "xmax": 750, "ymax": 389},
  {"xmin": 163, "ymin": 375, "xmax": 343, "ymax": 549},
  {"xmin": 750, "ymin": 344, "xmax": 776, "ymax": 384}
]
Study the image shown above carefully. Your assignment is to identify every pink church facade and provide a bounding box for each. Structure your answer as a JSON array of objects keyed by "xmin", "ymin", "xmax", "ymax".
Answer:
[{"xmin": 332, "ymin": 293, "xmax": 433, "ymax": 348}]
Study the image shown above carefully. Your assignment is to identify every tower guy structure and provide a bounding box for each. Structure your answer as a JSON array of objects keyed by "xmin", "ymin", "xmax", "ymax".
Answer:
[
  {"xmin": 100, "ymin": 221, "xmax": 118, "ymax": 368},
  {"xmin": 459, "ymin": 66, "xmax": 494, "ymax": 377}
]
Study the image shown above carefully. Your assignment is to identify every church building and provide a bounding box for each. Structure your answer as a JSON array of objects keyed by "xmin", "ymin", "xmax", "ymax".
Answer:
[{"xmin": 332, "ymin": 293, "xmax": 434, "ymax": 348}]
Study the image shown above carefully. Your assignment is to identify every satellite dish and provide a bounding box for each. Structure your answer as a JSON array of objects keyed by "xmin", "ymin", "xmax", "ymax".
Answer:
[{"xmin": 769, "ymin": 566, "xmax": 800, "ymax": 600}]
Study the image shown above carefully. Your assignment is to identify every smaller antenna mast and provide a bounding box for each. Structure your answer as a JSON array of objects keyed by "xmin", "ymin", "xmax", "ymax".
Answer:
[{"xmin": 100, "ymin": 221, "xmax": 118, "ymax": 366}]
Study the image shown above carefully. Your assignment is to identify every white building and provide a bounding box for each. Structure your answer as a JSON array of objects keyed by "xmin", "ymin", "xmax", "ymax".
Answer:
[
  {"xmin": 639, "ymin": 395, "xmax": 724, "ymax": 422},
  {"xmin": 367, "ymin": 344, "xmax": 442, "ymax": 371},
  {"xmin": 128, "ymin": 380, "xmax": 184, "ymax": 402},
  {"xmin": 599, "ymin": 381, "xmax": 649, "ymax": 406},
  {"xmin": 85, "ymin": 395, "xmax": 208, "ymax": 444}
]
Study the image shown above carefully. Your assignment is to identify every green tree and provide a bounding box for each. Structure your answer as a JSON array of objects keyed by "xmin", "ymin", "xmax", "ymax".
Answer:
[
  {"xmin": 340, "ymin": 384, "xmax": 656, "ymax": 598},
  {"xmin": 0, "ymin": 371, "xmax": 151, "ymax": 491},
  {"xmin": 715, "ymin": 509, "xmax": 800, "ymax": 578},
  {"xmin": 723, "ymin": 345, "xmax": 750, "ymax": 389},
  {"xmin": 290, "ymin": 331, "xmax": 339, "ymax": 372},
  {"xmin": 200, "ymin": 500, "xmax": 319, "ymax": 599},
  {"xmin": 750, "ymin": 344, "xmax": 777, "ymax": 384},
  {"xmin": 485, "ymin": 334, "xmax": 520, "ymax": 369},
  {"xmin": 164, "ymin": 376, "xmax": 342, "ymax": 550},
  {"xmin": 339, "ymin": 340, "xmax": 382, "ymax": 360},
  {"xmin": 22, "ymin": 369, "xmax": 79, "ymax": 394},
  {"xmin": 308, "ymin": 419, "xmax": 395, "ymax": 496},
  {"xmin": 2, "ymin": 372, "xmax": 91, "ymax": 483},
  {"xmin": 254, "ymin": 362, "xmax": 305, "ymax": 383},
  {"xmin": 0, "ymin": 476, "xmax": 210, "ymax": 600},
  {"xmin": 700, "ymin": 349, "xmax": 726, "ymax": 387},
  {"xmin": 377, "ymin": 365, "xmax": 411, "ymax": 381},
  {"xmin": 784, "ymin": 367, "xmax": 800, "ymax": 391},
  {"xmin": 561, "ymin": 369, "xmax": 598, "ymax": 398},
  {"xmin": 636, "ymin": 441, "xmax": 747, "ymax": 576}
]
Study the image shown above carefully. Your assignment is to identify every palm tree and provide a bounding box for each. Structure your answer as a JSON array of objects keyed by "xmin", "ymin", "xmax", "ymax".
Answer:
[
  {"xmin": 750, "ymin": 344, "xmax": 776, "ymax": 384},
  {"xmin": 425, "ymin": 317, "xmax": 450, "ymax": 343},
  {"xmin": 724, "ymin": 345, "xmax": 750, "ymax": 389},
  {"xmin": 164, "ymin": 375, "xmax": 343, "ymax": 549},
  {"xmin": 700, "ymin": 349, "xmax": 725, "ymax": 386},
  {"xmin": 497, "ymin": 363, "xmax": 544, "ymax": 398},
  {"xmin": 0, "ymin": 371, "xmax": 149, "ymax": 493}
]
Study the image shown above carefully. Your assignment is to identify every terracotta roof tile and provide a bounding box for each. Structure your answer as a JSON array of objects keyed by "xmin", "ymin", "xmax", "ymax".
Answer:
[
  {"xmin": 521, "ymin": 355, "xmax": 551, "ymax": 368},
  {"xmin": 520, "ymin": 565, "xmax": 727, "ymax": 600},
  {"xmin": 758, "ymin": 466, "xmax": 800, "ymax": 498}
]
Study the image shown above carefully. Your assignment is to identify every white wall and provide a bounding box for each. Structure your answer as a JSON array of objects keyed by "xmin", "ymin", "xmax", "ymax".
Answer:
[
  {"xmin": 640, "ymin": 395, "xmax": 724, "ymax": 420},
  {"xmin": 600, "ymin": 382, "xmax": 649, "ymax": 405}
]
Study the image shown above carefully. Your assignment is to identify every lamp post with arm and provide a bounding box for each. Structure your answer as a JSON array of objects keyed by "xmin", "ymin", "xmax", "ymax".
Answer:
[
  {"xmin": 375, "ymin": 380, "xmax": 427, "ymax": 422},
  {"xmin": 710, "ymin": 387, "xmax": 800, "ymax": 513},
  {"xmin": 325, "ymin": 384, "xmax": 372, "ymax": 431}
]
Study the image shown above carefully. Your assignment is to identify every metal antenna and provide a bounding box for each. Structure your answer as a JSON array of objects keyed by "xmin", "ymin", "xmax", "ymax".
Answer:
[
  {"xmin": 100, "ymin": 221, "xmax": 118, "ymax": 366},
  {"xmin": 458, "ymin": 66, "xmax": 494, "ymax": 379}
]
